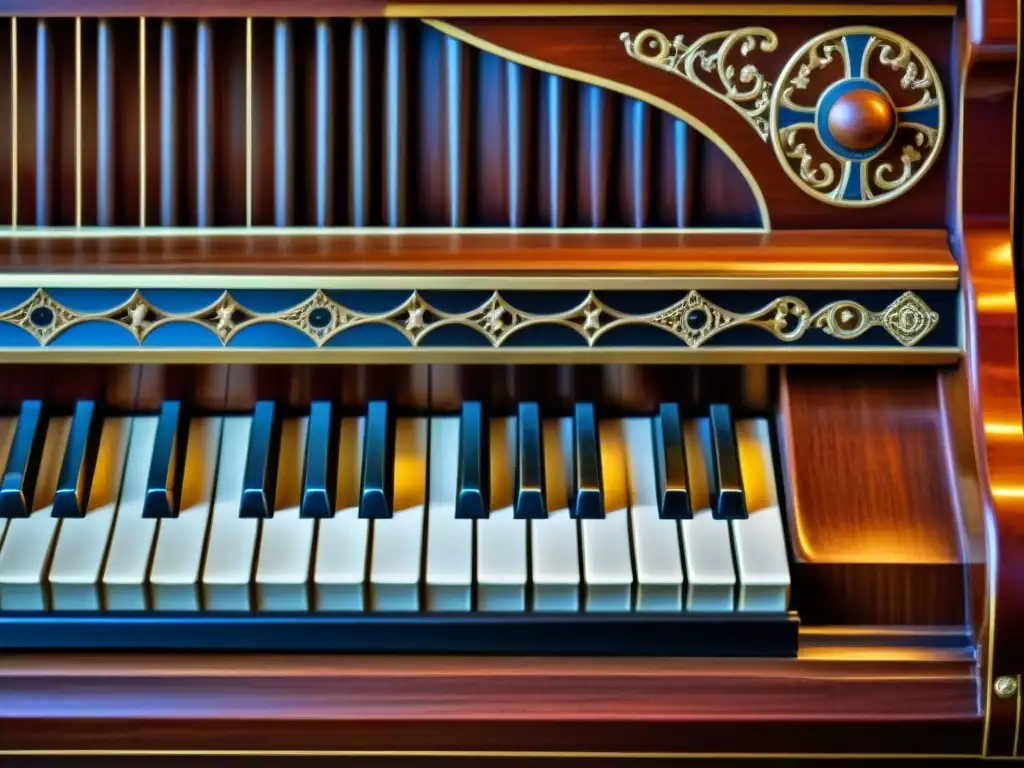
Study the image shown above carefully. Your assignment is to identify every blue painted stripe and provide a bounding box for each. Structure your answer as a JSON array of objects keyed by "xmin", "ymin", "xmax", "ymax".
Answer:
[
  {"xmin": 900, "ymin": 103, "xmax": 940, "ymax": 130},
  {"xmin": 844, "ymin": 33, "xmax": 871, "ymax": 78}
]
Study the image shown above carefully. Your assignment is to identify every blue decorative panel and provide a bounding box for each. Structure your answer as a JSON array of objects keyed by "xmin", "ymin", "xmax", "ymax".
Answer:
[{"xmin": 0, "ymin": 287, "xmax": 957, "ymax": 351}]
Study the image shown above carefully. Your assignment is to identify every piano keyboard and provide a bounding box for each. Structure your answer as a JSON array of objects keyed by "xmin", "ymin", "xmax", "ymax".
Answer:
[{"xmin": 0, "ymin": 399, "xmax": 797, "ymax": 656}]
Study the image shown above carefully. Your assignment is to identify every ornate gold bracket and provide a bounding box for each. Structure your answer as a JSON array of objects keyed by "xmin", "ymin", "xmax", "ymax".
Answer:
[{"xmin": 619, "ymin": 27, "xmax": 778, "ymax": 140}]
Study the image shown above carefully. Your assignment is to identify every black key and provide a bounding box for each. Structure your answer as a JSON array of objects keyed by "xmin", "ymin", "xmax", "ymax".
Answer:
[
  {"xmin": 239, "ymin": 401, "xmax": 278, "ymax": 519},
  {"xmin": 0, "ymin": 400, "xmax": 45, "ymax": 518},
  {"xmin": 653, "ymin": 403, "xmax": 692, "ymax": 520},
  {"xmin": 707, "ymin": 404, "xmax": 747, "ymax": 520},
  {"xmin": 143, "ymin": 401, "xmax": 187, "ymax": 519},
  {"xmin": 515, "ymin": 402, "xmax": 545, "ymax": 519},
  {"xmin": 52, "ymin": 400, "xmax": 100, "ymax": 519},
  {"xmin": 572, "ymin": 402, "xmax": 603, "ymax": 519},
  {"xmin": 456, "ymin": 402, "xmax": 487, "ymax": 519},
  {"xmin": 301, "ymin": 401, "xmax": 333, "ymax": 519},
  {"xmin": 360, "ymin": 400, "xmax": 392, "ymax": 519}
]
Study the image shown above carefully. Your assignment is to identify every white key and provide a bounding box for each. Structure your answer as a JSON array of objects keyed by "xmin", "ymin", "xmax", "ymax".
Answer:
[
  {"xmin": 425, "ymin": 416, "xmax": 472, "ymax": 611},
  {"xmin": 148, "ymin": 417, "xmax": 222, "ymax": 611},
  {"xmin": 581, "ymin": 419, "xmax": 634, "ymax": 611},
  {"xmin": 680, "ymin": 418, "xmax": 736, "ymax": 611},
  {"xmin": 202, "ymin": 417, "xmax": 259, "ymax": 610},
  {"xmin": 476, "ymin": 416, "xmax": 527, "ymax": 611},
  {"xmin": 369, "ymin": 418, "xmax": 427, "ymax": 611},
  {"xmin": 0, "ymin": 418, "xmax": 70, "ymax": 610},
  {"xmin": 102, "ymin": 416, "xmax": 160, "ymax": 610},
  {"xmin": 623, "ymin": 418, "xmax": 683, "ymax": 611},
  {"xmin": 256, "ymin": 417, "xmax": 315, "ymax": 611},
  {"xmin": 529, "ymin": 417, "xmax": 579, "ymax": 611},
  {"xmin": 48, "ymin": 417, "xmax": 132, "ymax": 610},
  {"xmin": 0, "ymin": 417, "xmax": 17, "ymax": 549},
  {"xmin": 314, "ymin": 417, "xmax": 368, "ymax": 611},
  {"xmin": 732, "ymin": 418, "xmax": 790, "ymax": 612}
]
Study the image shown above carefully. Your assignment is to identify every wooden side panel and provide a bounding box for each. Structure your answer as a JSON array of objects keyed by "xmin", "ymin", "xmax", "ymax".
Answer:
[{"xmin": 779, "ymin": 366, "xmax": 967, "ymax": 625}]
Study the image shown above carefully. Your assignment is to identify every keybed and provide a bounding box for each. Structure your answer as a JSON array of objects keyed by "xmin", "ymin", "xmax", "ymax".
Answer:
[
  {"xmin": 0, "ymin": 398, "xmax": 790, "ymax": 617},
  {"xmin": 0, "ymin": 17, "xmax": 762, "ymax": 230}
]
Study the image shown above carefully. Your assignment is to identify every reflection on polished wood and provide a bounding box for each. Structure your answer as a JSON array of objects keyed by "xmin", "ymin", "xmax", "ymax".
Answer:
[
  {"xmin": 0, "ymin": 646, "xmax": 980, "ymax": 754},
  {"xmin": 957, "ymin": 0, "xmax": 1021, "ymax": 754},
  {"xmin": 779, "ymin": 367, "xmax": 966, "ymax": 625},
  {"xmin": 0, "ymin": 230, "xmax": 958, "ymax": 289}
]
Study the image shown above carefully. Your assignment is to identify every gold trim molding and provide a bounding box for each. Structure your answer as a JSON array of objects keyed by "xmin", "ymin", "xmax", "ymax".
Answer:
[
  {"xmin": 0, "ymin": 288, "xmax": 942, "ymax": 350},
  {"xmin": 388, "ymin": 4, "xmax": 958, "ymax": 17}
]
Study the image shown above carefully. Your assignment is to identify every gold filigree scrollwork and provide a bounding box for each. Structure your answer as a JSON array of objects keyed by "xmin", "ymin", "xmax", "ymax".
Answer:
[
  {"xmin": 811, "ymin": 291, "xmax": 938, "ymax": 346},
  {"xmin": 0, "ymin": 289, "xmax": 941, "ymax": 350},
  {"xmin": 620, "ymin": 26, "xmax": 778, "ymax": 140},
  {"xmin": 769, "ymin": 26, "xmax": 945, "ymax": 208}
]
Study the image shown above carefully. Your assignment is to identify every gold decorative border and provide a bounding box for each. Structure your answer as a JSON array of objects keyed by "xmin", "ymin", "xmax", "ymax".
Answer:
[
  {"xmin": 0, "ymin": 288, "xmax": 941, "ymax": 349},
  {"xmin": 388, "ymin": 4, "xmax": 959, "ymax": 17}
]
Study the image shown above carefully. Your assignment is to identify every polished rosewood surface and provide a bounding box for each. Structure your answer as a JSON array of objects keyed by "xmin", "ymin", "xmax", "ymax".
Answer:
[{"xmin": 0, "ymin": 230, "xmax": 956, "ymax": 286}]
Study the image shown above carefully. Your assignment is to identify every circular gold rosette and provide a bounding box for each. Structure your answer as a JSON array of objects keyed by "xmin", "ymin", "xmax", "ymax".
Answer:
[{"xmin": 769, "ymin": 26, "xmax": 945, "ymax": 207}]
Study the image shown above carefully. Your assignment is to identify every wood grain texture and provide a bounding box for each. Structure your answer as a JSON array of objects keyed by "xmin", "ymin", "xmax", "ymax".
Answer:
[
  {"xmin": 0, "ymin": 230, "xmax": 957, "ymax": 285},
  {"xmin": 779, "ymin": 367, "xmax": 966, "ymax": 625},
  {"xmin": 955, "ymin": 0, "xmax": 1021, "ymax": 750},
  {"xmin": 0, "ymin": 649, "xmax": 980, "ymax": 754}
]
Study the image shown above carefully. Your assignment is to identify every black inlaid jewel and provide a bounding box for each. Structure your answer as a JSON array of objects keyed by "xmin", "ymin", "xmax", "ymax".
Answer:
[
  {"xmin": 685, "ymin": 309, "xmax": 708, "ymax": 330},
  {"xmin": 29, "ymin": 306, "xmax": 54, "ymax": 328},
  {"xmin": 307, "ymin": 307, "xmax": 333, "ymax": 330}
]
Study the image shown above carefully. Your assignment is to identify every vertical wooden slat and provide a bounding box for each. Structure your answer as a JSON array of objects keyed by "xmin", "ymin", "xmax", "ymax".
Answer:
[
  {"xmin": 273, "ymin": 19, "xmax": 292, "ymax": 227},
  {"xmin": 194, "ymin": 19, "xmax": 213, "ymax": 226},
  {"xmin": 619, "ymin": 97, "xmax": 650, "ymax": 228},
  {"xmin": 506, "ymin": 61, "xmax": 531, "ymax": 227},
  {"xmin": 159, "ymin": 19, "xmax": 177, "ymax": 225},
  {"xmin": 113, "ymin": 19, "xmax": 141, "ymax": 227},
  {"xmin": 576, "ymin": 84, "xmax": 611, "ymax": 227},
  {"xmin": 657, "ymin": 114, "xmax": 692, "ymax": 228},
  {"xmin": 537, "ymin": 74, "xmax": 566, "ymax": 228},
  {"xmin": 246, "ymin": 17, "xmax": 252, "ymax": 227},
  {"xmin": 348, "ymin": 19, "xmax": 369, "ymax": 226},
  {"xmin": 217, "ymin": 19, "xmax": 248, "ymax": 227},
  {"xmin": 75, "ymin": 17, "xmax": 82, "ymax": 227},
  {"xmin": 139, "ymin": 17, "xmax": 146, "ymax": 227},
  {"xmin": 54, "ymin": 19, "xmax": 76, "ymax": 226},
  {"xmin": 417, "ymin": 26, "xmax": 469, "ymax": 227},
  {"xmin": 96, "ymin": 20, "xmax": 115, "ymax": 225},
  {"xmin": 0, "ymin": 19, "xmax": 14, "ymax": 227},
  {"xmin": 475, "ymin": 51, "xmax": 507, "ymax": 225},
  {"xmin": 383, "ymin": 19, "xmax": 404, "ymax": 227},
  {"xmin": 35, "ymin": 20, "xmax": 52, "ymax": 226},
  {"xmin": 251, "ymin": 19, "xmax": 274, "ymax": 226},
  {"xmin": 311, "ymin": 19, "xmax": 333, "ymax": 227},
  {"xmin": 444, "ymin": 34, "xmax": 466, "ymax": 227}
]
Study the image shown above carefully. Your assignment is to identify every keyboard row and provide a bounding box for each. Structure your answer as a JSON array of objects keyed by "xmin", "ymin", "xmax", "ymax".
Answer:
[
  {"xmin": 0, "ymin": 403, "xmax": 791, "ymax": 614},
  {"xmin": 0, "ymin": 400, "xmax": 752, "ymax": 523}
]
